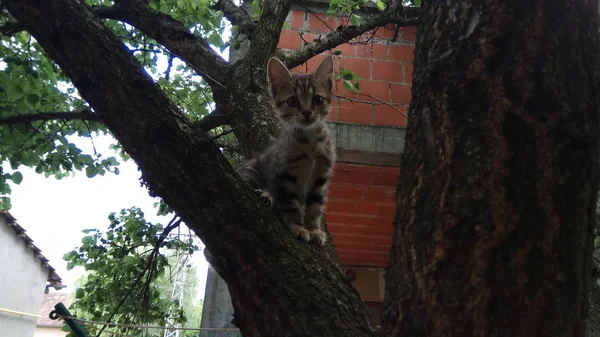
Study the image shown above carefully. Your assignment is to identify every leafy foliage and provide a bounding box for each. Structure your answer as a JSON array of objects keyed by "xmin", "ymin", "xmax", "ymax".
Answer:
[
  {"xmin": 0, "ymin": 27, "xmax": 118, "ymax": 208},
  {"xmin": 337, "ymin": 66, "xmax": 362, "ymax": 92},
  {"xmin": 0, "ymin": 0, "xmax": 230, "ymax": 209},
  {"xmin": 62, "ymin": 207, "xmax": 200, "ymax": 337}
]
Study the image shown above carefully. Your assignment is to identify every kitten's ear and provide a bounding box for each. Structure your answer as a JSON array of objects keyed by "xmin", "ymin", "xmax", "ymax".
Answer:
[
  {"xmin": 313, "ymin": 55, "xmax": 334, "ymax": 91},
  {"xmin": 267, "ymin": 57, "xmax": 293, "ymax": 94}
]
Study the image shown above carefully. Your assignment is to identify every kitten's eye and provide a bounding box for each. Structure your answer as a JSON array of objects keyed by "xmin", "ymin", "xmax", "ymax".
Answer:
[
  {"xmin": 286, "ymin": 97, "xmax": 299, "ymax": 108},
  {"xmin": 312, "ymin": 95, "xmax": 324, "ymax": 106}
]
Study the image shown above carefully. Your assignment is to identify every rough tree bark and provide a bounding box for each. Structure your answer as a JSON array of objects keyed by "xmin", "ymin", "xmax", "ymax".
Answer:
[
  {"xmin": 383, "ymin": 1, "xmax": 600, "ymax": 337},
  {"xmin": 3, "ymin": 1, "xmax": 378, "ymax": 336}
]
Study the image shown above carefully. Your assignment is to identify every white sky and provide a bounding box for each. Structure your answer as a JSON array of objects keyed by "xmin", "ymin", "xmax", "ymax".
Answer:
[
  {"xmin": 6, "ymin": 135, "xmax": 210, "ymax": 299},
  {"xmin": 3, "ymin": 20, "xmax": 233, "ymax": 302}
]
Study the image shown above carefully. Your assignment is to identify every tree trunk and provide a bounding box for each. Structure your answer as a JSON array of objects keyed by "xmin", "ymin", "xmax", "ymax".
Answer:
[
  {"xmin": 383, "ymin": 1, "xmax": 600, "ymax": 336},
  {"xmin": 4, "ymin": 1, "xmax": 376, "ymax": 336},
  {"xmin": 590, "ymin": 254, "xmax": 600, "ymax": 336}
]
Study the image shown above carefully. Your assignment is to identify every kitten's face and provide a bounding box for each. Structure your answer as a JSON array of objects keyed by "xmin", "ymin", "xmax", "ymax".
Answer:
[{"xmin": 267, "ymin": 56, "xmax": 334, "ymax": 128}]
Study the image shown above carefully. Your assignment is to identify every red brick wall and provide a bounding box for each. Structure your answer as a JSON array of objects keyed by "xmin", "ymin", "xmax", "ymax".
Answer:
[
  {"xmin": 326, "ymin": 163, "xmax": 397, "ymax": 266},
  {"xmin": 278, "ymin": 9, "xmax": 416, "ymax": 128}
]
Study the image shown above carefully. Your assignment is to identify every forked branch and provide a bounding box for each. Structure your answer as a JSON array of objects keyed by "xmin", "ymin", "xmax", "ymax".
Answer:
[
  {"xmin": 213, "ymin": 0, "xmax": 255, "ymax": 37},
  {"xmin": 244, "ymin": 0, "xmax": 294, "ymax": 66},
  {"xmin": 95, "ymin": 0, "xmax": 230, "ymax": 88}
]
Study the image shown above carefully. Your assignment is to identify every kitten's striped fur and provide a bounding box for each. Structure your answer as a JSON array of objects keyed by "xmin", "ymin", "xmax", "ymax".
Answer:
[{"xmin": 237, "ymin": 55, "xmax": 336, "ymax": 246}]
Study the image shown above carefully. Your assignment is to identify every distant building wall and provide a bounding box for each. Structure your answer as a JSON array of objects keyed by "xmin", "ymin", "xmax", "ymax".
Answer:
[
  {"xmin": 0, "ymin": 216, "xmax": 49, "ymax": 337},
  {"xmin": 344, "ymin": 266, "xmax": 386, "ymax": 327},
  {"xmin": 33, "ymin": 326, "xmax": 67, "ymax": 337},
  {"xmin": 35, "ymin": 292, "xmax": 71, "ymax": 337},
  {"xmin": 346, "ymin": 266, "xmax": 384, "ymax": 302}
]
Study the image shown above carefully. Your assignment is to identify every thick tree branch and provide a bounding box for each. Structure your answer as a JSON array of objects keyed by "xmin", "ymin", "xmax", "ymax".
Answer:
[
  {"xmin": 91, "ymin": 5, "xmax": 126, "ymax": 21},
  {"xmin": 93, "ymin": 0, "xmax": 230, "ymax": 88},
  {"xmin": 213, "ymin": 0, "xmax": 255, "ymax": 38},
  {"xmin": 244, "ymin": 0, "xmax": 293, "ymax": 66},
  {"xmin": 217, "ymin": 0, "xmax": 294, "ymax": 158},
  {"xmin": 0, "ymin": 110, "xmax": 101, "ymax": 125},
  {"xmin": 193, "ymin": 106, "xmax": 230, "ymax": 131},
  {"xmin": 283, "ymin": 8, "xmax": 420, "ymax": 69},
  {"xmin": 5, "ymin": 1, "xmax": 375, "ymax": 336}
]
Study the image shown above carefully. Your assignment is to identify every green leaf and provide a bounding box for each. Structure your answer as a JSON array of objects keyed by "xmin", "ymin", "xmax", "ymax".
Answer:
[
  {"xmin": 85, "ymin": 166, "xmax": 98, "ymax": 178},
  {"xmin": 76, "ymin": 288, "xmax": 85, "ymax": 299},
  {"xmin": 106, "ymin": 157, "xmax": 119, "ymax": 166},
  {"xmin": 208, "ymin": 32, "xmax": 223, "ymax": 46},
  {"xmin": 375, "ymin": 0, "xmax": 387, "ymax": 11},
  {"xmin": 11, "ymin": 172, "xmax": 23, "ymax": 185},
  {"xmin": 342, "ymin": 72, "xmax": 354, "ymax": 80},
  {"xmin": 333, "ymin": 50, "xmax": 342, "ymax": 55},
  {"xmin": 350, "ymin": 14, "xmax": 361, "ymax": 26},
  {"xmin": 63, "ymin": 250, "xmax": 79, "ymax": 261},
  {"xmin": 25, "ymin": 93, "xmax": 40, "ymax": 107},
  {"xmin": 6, "ymin": 82, "xmax": 25, "ymax": 100},
  {"xmin": 0, "ymin": 197, "xmax": 12, "ymax": 210},
  {"xmin": 343, "ymin": 80, "xmax": 354, "ymax": 91}
]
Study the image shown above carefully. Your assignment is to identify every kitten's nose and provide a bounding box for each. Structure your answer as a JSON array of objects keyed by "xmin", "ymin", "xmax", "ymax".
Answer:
[{"xmin": 301, "ymin": 110, "xmax": 312, "ymax": 118}]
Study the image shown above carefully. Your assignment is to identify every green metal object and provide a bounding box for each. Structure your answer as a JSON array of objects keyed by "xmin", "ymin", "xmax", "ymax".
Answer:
[{"xmin": 49, "ymin": 302, "xmax": 90, "ymax": 337}]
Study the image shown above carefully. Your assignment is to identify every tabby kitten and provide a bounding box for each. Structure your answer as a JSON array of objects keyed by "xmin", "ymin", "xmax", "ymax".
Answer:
[{"xmin": 237, "ymin": 55, "xmax": 337, "ymax": 246}]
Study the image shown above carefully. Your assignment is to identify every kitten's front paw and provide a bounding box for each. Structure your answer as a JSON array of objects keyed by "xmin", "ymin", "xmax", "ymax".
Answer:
[
  {"xmin": 254, "ymin": 189, "xmax": 273, "ymax": 207},
  {"xmin": 289, "ymin": 223, "xmax": 310, "ymax": 243},
  {"xmin": 307, "ymin": 228, "xmax": 327, "ymax": 246}
]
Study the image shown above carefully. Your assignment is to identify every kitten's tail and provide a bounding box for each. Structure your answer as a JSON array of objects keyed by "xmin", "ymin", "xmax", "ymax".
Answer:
[{"xmin": 236, "ymin": 158, "xmax": 266, "ymax": 190}]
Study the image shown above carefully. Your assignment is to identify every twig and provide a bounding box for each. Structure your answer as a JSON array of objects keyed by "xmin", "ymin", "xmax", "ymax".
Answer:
[
  {"xmin": 300, "ymin": 5, "xmax": 338, "ymax": 35},
  {"xmin": 165, "ymin": 53, "xmax": 175, "ymax": 80},
  {"xmin": 83, "ymin": 120, "xmax": 99, "ymax": 157},
  {"xmin": 336, "ymin": 93, "xmax": 408, "ymax": 119},
  {"xmin": 209, "ymin": 127, "xmax": 236, "ymax": 142},
  {"xmin": 95, "ymin": 215, "xmax": 182, "ymax": 337}
]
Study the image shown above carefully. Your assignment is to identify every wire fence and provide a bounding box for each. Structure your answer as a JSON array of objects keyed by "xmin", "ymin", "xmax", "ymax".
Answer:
[{"xmin": 49, "ymin": 303, "xmax": 241, "ymax": 337}]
